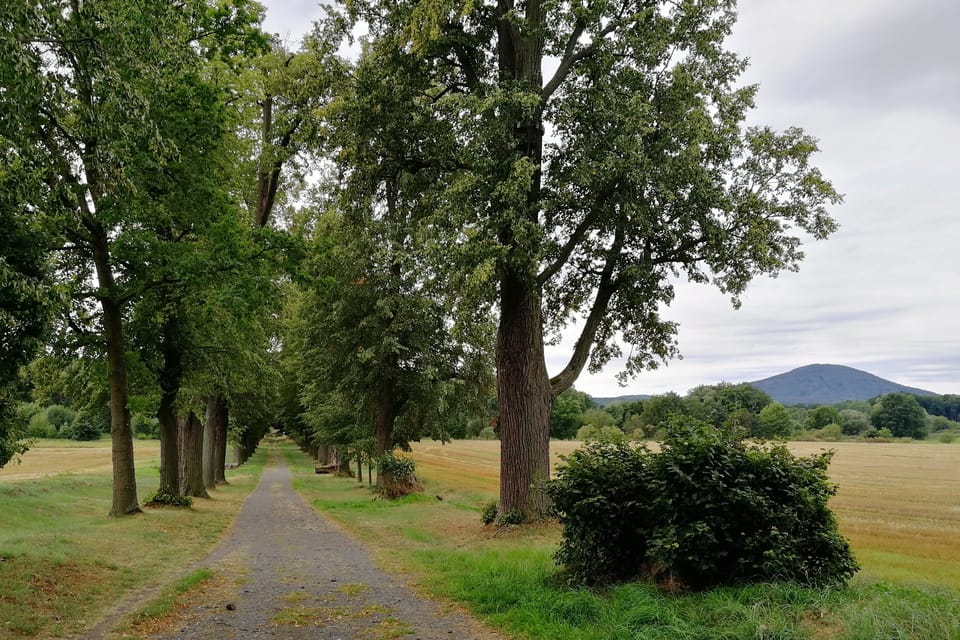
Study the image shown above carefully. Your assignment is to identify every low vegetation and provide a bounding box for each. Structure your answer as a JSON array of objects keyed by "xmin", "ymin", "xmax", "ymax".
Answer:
[
  {"xmin": 547, "ymin": 420, "xmax": 858, "ymax": 588},
  {"xmin": 284, "ymin": 441, "xmax": 960, "ymax": 639}
]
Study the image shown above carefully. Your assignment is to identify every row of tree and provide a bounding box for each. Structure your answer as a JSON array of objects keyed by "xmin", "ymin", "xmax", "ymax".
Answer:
[
  {"xmin": 4, "ymin": 0, "xmax": 844, "ymax": 521},
  {"xmin": 551, "ymin": 384, "xmax": 958, "ymax": 441}
]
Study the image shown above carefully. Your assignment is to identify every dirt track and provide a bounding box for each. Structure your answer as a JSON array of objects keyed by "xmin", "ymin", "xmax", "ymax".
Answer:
[{"xmin": 83, "ymin": 448, "xmax": 503, "ymax": 640}]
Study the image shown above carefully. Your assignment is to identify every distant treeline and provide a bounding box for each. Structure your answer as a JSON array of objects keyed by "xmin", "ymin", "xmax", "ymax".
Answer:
[{"xmin": 913, "ymin": 394, "xmax": 960, "ymax": 422}]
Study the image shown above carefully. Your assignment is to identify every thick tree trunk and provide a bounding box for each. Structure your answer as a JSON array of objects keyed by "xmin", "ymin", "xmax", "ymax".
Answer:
[
  {"xmin": 336, "ymin": 448, "xmax": 352, "ymax": 475},
  {"xmin": 375, "ymin": 378, "xmax": 396, "ymax": 487},
  {"xmin": 157, "ymin": 391, "xmax": 180, "ymax": 497},
  {"xmin": 156, "ymin": 318, "xmax": 183, "ymax": 497},
  {"xmin": 178, "ymin": 411, "xmax": 209, "ymax": 498},
  {"xmin": 492, "ymin": 0, "xmax": 550, "ymax": 522},
  {"xmin": 496, "ymin": 270, "xmax": 552, "ymax": 521},
  {"xmin": 91, "ymin": 226, "xmax": 140, "ymax": 516},
  {"xmin": 203, "ymin": 396, "xmax": 229, "ymax": 488},
  {"xmin": 213, "ymin": 397, "xmax": 229, "ymax": 484}
]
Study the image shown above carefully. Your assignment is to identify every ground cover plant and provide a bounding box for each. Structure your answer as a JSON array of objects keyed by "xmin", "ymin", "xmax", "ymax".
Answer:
[
  {"xmin": 283, "ymin": 441, "xmax": 960, "ymax": 639},
  {"xmin": 0, "ymin": 441, "xmax": 265, "ymax": 638}
]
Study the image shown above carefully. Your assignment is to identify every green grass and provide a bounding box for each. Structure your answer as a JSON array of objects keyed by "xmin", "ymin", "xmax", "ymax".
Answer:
[
  {"xmin": 0, "ymin": 447, "xmax": 266, "ymax": 638},
  {"xmin": 282, "ymin": 442, "xmax": 960, "ymax": 640},
  {"xmin": 130, "ymin": 568, "xmax": 215, "ymax": 622}
]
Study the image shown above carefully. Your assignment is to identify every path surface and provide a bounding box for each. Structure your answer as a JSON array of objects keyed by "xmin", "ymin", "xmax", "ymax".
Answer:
[{"xmin": 106, "ymin": 450, "xmax": 503, "ymax": 640}]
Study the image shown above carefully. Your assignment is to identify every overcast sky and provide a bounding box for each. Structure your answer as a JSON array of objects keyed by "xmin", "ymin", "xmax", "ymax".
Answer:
[{"xmin": 259, "ymin": 0, "xmax": 960, "ymax": 397}]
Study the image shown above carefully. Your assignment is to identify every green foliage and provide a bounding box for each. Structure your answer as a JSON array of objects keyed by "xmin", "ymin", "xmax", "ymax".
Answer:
[
  {"xmin": 550, "ymin": 389, "xmax": 594, "ymax": 439},
  {"xmin": 547, "ymin": 418, "xmax": 858, "ymax": 589},
  {"xmin": 144, "ymin": 492, "xmax": 194, "ymax": 508},
  {"xmin": 871, "ymin": 393, "xmax": 928, "ymax": 439},
  {"xmin": 45, "ymin": 405, "xmax": 78, "ymax": 432},
  {"xmin": 809, "ymin": 423, "xmax": 843, "ymax": 441},
  {"xmin": 477, "ymin": 426, "xmax": 498, "ymax": 440},
  {"xmin": 806, "ymin": 405, "xmax": 841, "ymax": 431},
  {"xmin": 61, "ymin": 418, "xmax": 102, "ymax": 442},
  {"xmin": 839, "ymin": 409, "xmax": 871, "ymax": 435},
  {"xmin": 938, "ymin": 433, "xmax": 955, "ymax": 444},
  {"xmin": 755, "ymin": 402, "xmax": 794, "ymax": 438},
  {"xmin": 480, "ymin": 501, "xmax": 499, "ymax": 525},
  {"xmin": 376, "ymin": 452, "xmax": 417, "ymax": 481}
]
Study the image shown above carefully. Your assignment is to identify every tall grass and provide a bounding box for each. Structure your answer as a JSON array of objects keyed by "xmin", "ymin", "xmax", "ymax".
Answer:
[{"xmin": 283, "ymin": 443, "xmax": 960, "ymax": 640}]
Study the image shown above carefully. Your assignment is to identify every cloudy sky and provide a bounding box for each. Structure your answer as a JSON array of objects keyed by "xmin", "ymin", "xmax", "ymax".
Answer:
[{"xmin": 259, "ymin": 0, "xmax": 960, "ymax": 397}]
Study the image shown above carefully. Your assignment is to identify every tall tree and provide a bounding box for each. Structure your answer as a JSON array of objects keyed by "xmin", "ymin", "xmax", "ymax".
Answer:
[
  {"xmin": 2, "ymin": 0, "xmax": 265, "ymax": 514},
  {"xmin": 327, "ymin": 0, "xmax": 841, "ymax": 519},
  {"xmin": 0, "ymin": 198, "xmax": 54, "ymax": 467}
]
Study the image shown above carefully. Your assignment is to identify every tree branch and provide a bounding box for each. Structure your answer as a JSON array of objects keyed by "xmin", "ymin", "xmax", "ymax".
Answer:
[
  {"xmin": 542, "ymin": 18, "xmax": 619, "ymax": 103},
  {"xmin": 549, "ymin": 219, "xmax": 626, "ymax": 396}
]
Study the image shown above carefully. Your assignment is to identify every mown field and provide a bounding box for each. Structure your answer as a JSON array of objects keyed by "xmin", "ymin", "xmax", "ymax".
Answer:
[{"xmin": 409, "ymin": 439, "xmax": 960, "ymax": 590}]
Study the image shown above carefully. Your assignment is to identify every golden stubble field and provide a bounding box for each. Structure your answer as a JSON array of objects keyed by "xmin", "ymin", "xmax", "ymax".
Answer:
[
  {"xmin": 410, "ymin": 439, "xmax": 960, "ymax": 588},
  {"xmin": 0, "ymin": 439, "xmax": 161, "ymax": 481}
]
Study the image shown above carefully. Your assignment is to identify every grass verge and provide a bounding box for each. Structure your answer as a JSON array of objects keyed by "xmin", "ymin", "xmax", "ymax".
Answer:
[
  {"xmin": 282, "ymin": 442, "xmax": 960, "ymax": 640},
  {"xmin": 0, "ymin": 446, "xmax": 266, "ymax": 638}
]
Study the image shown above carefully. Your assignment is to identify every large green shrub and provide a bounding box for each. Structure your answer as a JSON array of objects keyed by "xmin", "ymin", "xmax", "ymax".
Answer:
[{"xmin": 547, "ymin": 418, "xmax": 858, "ymax": 589}]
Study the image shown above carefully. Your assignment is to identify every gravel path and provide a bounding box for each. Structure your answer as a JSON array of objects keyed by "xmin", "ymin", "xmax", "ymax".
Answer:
[{"xmin": 97, "ymin": 449, "xmax": 505, "ymax": 640}]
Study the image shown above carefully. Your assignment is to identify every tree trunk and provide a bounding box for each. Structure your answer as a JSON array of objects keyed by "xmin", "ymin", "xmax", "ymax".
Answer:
[
  {"xmin": 213, "ymin": 397, "xmax": 229, "ymax": 484},
  {"xmin": 496, "ymin": 269, "xmax": 552, "ymax": 521},
  {"xmin": 492, "ymin": 0, "xmax": 550, "ymax": 522},
  {"xmin": 90, "ymin": 225, "xmax": 140, "ymax": 517},
  {"xmin": 157, "ymin": 389, "xmax": 180, "ymax": 497},
  {"xmin": 156, "ymin": 318, "xmax": 183, "ymax": 497},
  {"xmin": 375, "ymin": 378, "xmax": 396, "ymax": 487},
  {"xmin": 356, "ymin": 448, "xmax": 363, "ymax": 484},
  {"xmin": 336, "ymin": 448, "xmax": 352, "ymax": 475},
  {"xmin": 178, "ymin": 411, "xmax": 209, "ymax": 498},
  {"xmin": 204, "ymin": 396, "xmax": 229, "ymax": 488}
]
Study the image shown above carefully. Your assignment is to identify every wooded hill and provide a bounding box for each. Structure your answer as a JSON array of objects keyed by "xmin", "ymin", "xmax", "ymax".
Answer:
[{"xmin": 749, "ymin": 364, "xmax": 936, "ymax": 406}]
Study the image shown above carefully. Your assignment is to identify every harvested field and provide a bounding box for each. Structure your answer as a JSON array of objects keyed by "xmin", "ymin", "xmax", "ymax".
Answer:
[
  {"xmin": 410, "ymin": 439, "xmax": 960, "ymax": 589},
  {"xmin": 0, "ymin": 439, "xmax": 161, "ymax": 482}
]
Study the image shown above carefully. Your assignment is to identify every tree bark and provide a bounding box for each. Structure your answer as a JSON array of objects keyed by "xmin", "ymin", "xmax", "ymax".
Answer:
[
  {"xmin": 178, "ymin": 411, "xmax": 209, "ymax": 498},
  {"xmin": 496, "ymin": 269, "xmax": 552, "ymax": 520},
  {"xmin": 213, "ymin": 397, "xmax": 229, "ymax": 484},
  {"xmin": 493, "ymin": 0, "xmax": 551, "ymax": 522},
  {"xmin": 375, "ymin": 377, "xmax": 396, "ymax": 487},
  {"xmin": 156, "ymin": 318, "xmax": 183, "ymax": 497},
  {"xmin": 90, "ymin": 225, "xmax": 141, "ymax": 516},
  {"xmin": 203, "ymin": 396, "xmax": 229, "ymax": 488},
  {"xmin": 202, "ymin": 397, "xmax": 218, "ymax": 491}
]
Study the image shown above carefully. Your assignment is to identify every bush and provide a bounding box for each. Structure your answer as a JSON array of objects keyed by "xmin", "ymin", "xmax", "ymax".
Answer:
[
  {"xmin": 132, "ymin": 412, "xmax": 160, "ymax": 438},
  {"xmin": 937, "ymin": 433, "xmax": 955, "ymax": 444},
  {"xmin": 61, "ymin": 417, "xmax": 101, "ymax": 441},
  {"xmin": 45, "ymin": 405, "xmax": 77, "ymax": 432},
  {"xmin": 547, "ymin": 418, "xmax": 858, "ymax": 589},
  {"xmin": 145, "ymin": 492, "xmax": 193, "ymax": 508},
  {"xmin": 480, "ymin": 501, "xmax": 498, "ymax": 525},
  {"xmin": 25, "ymin": 412, "xmax": 57, "ymax": 438},
  {"xmin": 376, "ymin": 451, "xmax": 423, "ymax": 499},
  {"xmin": 476, "ymin": 426, "xmax": 498, "ymax": 440},
  {"xmin": 813, "ymin": 423, "xmax": 842, "ymax": 441}
]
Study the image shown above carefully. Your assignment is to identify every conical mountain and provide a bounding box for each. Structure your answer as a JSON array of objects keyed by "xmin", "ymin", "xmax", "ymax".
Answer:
[{"xmin": 750, "ymin": 364, "xmax": 935, "ymax": 406}]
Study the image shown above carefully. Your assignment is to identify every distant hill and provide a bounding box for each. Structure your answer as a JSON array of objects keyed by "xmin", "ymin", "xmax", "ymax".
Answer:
[
  {"xmin": 749, "ymin": 364, "xmax": 936, "ymax": 406},
  {"xmin": 591, "ymin": 394, "xmax": 651, "ymax": 407}
]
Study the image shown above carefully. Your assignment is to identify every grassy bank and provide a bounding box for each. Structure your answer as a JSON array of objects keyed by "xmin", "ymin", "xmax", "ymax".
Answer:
[
  {"xmin": 283, "ymin": 442, "xmax": 960, "ymax": 640},
  {"xmin": 0, "ymin": 443, "xmax": 265, "ymax": 638}
]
